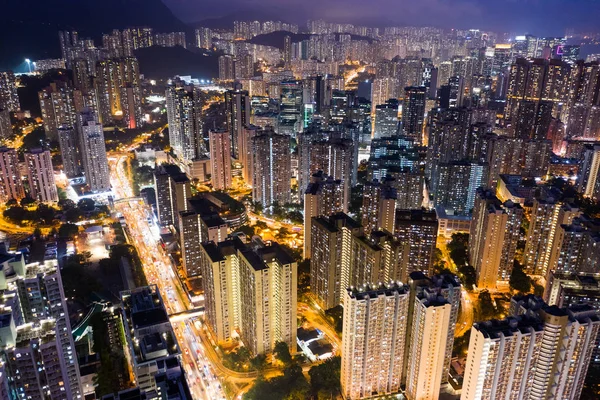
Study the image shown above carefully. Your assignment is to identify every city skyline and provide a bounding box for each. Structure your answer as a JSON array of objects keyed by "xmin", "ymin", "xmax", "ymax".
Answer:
[{"xmin": 1, "ymin": 3, "xmax": 600, "ymax": 400}]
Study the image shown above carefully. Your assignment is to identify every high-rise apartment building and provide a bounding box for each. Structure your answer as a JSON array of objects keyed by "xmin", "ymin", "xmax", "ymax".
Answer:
[
  {"xmin": 251, "ymin": 131, "xmax": 291, "ymax": 208},
  {"xmin": 0, "ymin": 71, "xmax": 19, "ymax": 112},
  {"xmin": 240, "ymin": 125, "xmax": 259, "ymax": 184},
  {"xmin": 199, "ymin": 237, "xmax": 297, "ymax": 355},
  {"xmin": 402, "ymin": 86, "xmax": 427, "ymax": 144},
  {"xmin": 208, "ymin": 129, "xmax": 232, "ymax": 190},
  {"xmin": 341, "ymin": 283, "xmax": 410, "ymax": 400},
  {"xmin": 0, "ymin": 147, "xmax": 24, "ymax": 202},
  {"xmin": 373, "ymin": 101, "xmax": 399, "ymax": 138},
  {"xmin": 547, "ymin": 215, "xmax": 600, "ymax": 274},
  {"xmin": 361, "ymin": 178, "xmax": 397, "ymax": 235},
  {"xmin": 195, "ymin": 27, "xmax": 213, "ymax": 49},
  {"xmin": 25, "ymin": 148, "xmax": 58, "ymax": 203},
  {"xmin": 309, "ymin": 138, "xmax": 356, "ymax": 208},
  {"xmin": 0, "ymin": 108, "xmax": 11, "ymax": 139},
  {"xmin": 310, "ymin": 213, "xmax": 362, "ymax": 309},
  {"xmin": 218, "ymin": 55, "xmax": 235, "ymax": 81},
  {"xmin": 577, "ymin": 143, "xmax": 600, "ymax": 201},
  {"xmin": 406, "ymin": 272, "xmax": 461, "ymax": 390},
  {"xmin": 38, "ymin": 81, "xmax": 77, "ymax": 141},
  {"xmin": 78, "ymin": 110, "xmax": 111, "ymax": 193},
  {"xmin": 179, "ymin": 198, "xmax": 227, "ymax": 279},
  {"xmin": 0, "ymin": 258, "xmax": 83, "ymax": 398},
  {"xmin": 393, "ymin": 210, "xmax": 438, "ymax": 279},
  {"xmin": 279, "ymin": 80, "xmax": 303, "ymax": 134},
  {"xmin": 524, "ymin": 189, "xmax": 580, "ymax": 275},
  {"xmin": 461, "ymin": 295, "xmax": 600, "ymax": 400},
  {"xmin": 153, "ymin": 164, "xmax": 191, "ymax": 228},
  {"xmin": 303, "ymin": 171, "xmax": 344, "ymax": 259},
  {"xmin": 95, "ymin": 57, "xmax": 142, "ymax": 127},
  {"xmin": 57, "ymin": 126, "xmax": 82, "ymax": 178},
  {"xmin": 340, "ymin": 273, "xmax": 460, "ymax": 400},
  {"xmin": 121, "ymin": 286, "xmax": 181, "ymax": 393},
  {"xmin": 434, "ymin": 161, "xmax": 488, "ymax": 216},
  {"xmin": 225, "ymin": 89, "xmax": 251, "ymax": 160},
  {"xmin": 165, "ymin": 81, "xmax": 205, "ymax": 164},
  {"xmin": 469, "ymin": 189, "xmax": 524, "ymax": 288}
]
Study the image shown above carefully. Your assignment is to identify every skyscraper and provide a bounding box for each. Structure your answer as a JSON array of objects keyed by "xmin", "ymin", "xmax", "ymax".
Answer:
[
  {"xmin": 0, "ymin": 259, "xmax": 83, "ymax": 398},
  {"xmin": 0, "ymin": 108, "xmax": 11, "ymax": 139},
  {"xmin": 195, "ymin": 27, "xmax": 213, "ymax": 49},
  {"xmin": 303, "ymin": 171, "xmax": 344, "ymax": 259},
  {"xmin": 0, "ymin": 147, "xmax": 24, "ymax": 202},
  {"xmin": 577, "ymin": 143, "xmax": 600, "ymax": 200},
  {"xmin": 208, "ymin": 129, "xmax": 232, "ymax": 190},
  {"xmin": 402, "ymin": 86, "xmax": 427, "ymax": 144},
  {"xmin": 279, "ymin": 80, "xmax": 303, "ymax": 135},
  {"xmin": 341, "ymin": 283, "xmax": 410, "ymax": 400},
  {"xmin": 434, "ymin": 161, "xmax": 488, "ymax": 216},
  {"xmin": 166, "ymin": 81, "xmax": 205, "ymax": 165},
  {"xmin": 373, "ymin": 101, "xmax": 399, "ymax": 138},
  {"xmin": 310, "ymin": 213, "xmax": 362, "ymax": 309},
  {"xmin": 461, "ymin": 295, "xmax": 600, "ymax": 400},
  {"xmin": 0, "ymin": 71, "xmax": 19, "ymax": 112},
  {"xmin": 225, "ymin": 89, "xmax": 251, "ymax": 160},
  {"xmin": 469, "ymin": 189, "xmax": 523, "ymax": 288},
  {"xmin": 406, "ymin": 272, "xmax": 461, "ymax": 391},
  {"xmin": 251, "ymin": 131, "xmax": 291, "ymax": 208},
  {"xmin": 361, "ymin": 178, "xmax": 397, "ymax": 235},
  {"xmin": 393, "ymin": 210, "xmax": 438, "ymax": 279},
  {"xmin": 25, "ymin": 148, "xmax": 58, "ymax": 203},
  {"xmin": 38, "ymin": 81, "xmax": 77, "ymax": 141},
  {"xmin": 218, "ymin": 55, "xmax": 235, "ymax": 81},
  {"xmin": 524, "ymin": 189, "xmax": 580, "ymax": 276},
  {"xmin": 153, "ymin": 164, "xmax": 191, "ymax": 228},
  {"xmin": 95, "ymin": 57, "xmax": 142, "ymax": 127},
  {"xmin": 57, "ymin": 126, "xmax": 81, "ymax": 178},
  {"xmin": 78, "ymin": 109, "xmax": 111, "ymax": 193},
  {"xmin": 199, "ymin": 238, "xmax": 297, "ymax": 354}
]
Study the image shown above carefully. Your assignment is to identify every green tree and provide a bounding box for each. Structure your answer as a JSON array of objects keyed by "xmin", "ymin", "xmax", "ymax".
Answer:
[
  {"xmin": 77, "ymin": 198, "xmax": 96, "ymax": 212},
  {"xmin": 309, "ymin": 356, "xmax": 341, "ymax": 398},
  {"xmin": 250, "ymin": 354, "xmax": 267, "ymax": 373},
  {"xmin": 448, "ymin": 233, "xmax": 469, "ymax": 266},
  {"xmin": 510, "ymin": 262, "xmax": 532, "ymax": 293},
  {"xmin": 274, "ymin": 341, "xmax": 293, "ymax": 366},
  {"xmin": 457, "ymin": 264, "xmax": 476, "ymax": 291},
  {"xmin": 58, "ymin": 223, "xmax": 79, "ymax": 239},
  {"xmin": 477, "ymin": 290, "xmax": 498, "ymax": 321},
  {"xmin": 20, "ymin": 196, "xmax": 35, "ymax": 207}
]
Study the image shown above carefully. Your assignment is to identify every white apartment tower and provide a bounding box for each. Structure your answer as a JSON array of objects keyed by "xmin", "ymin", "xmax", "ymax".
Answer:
[
  {"xmin": 341, "ymin": 283, "xmax": 410, "ymax": 400},
  {"xmin": 461, "ymin": 295, "xmax": 600, "ymax": 400},
  {"xmin": 78, "ymin": 109, "xmax": 111, "ymax": 193},
  {"xmin": 25, "ymin": 148, "xmax": 58, "ymax": 202},
  {"xmin": 199, "ymin": 238, "xmax": 297, "ymax": 355},
  {"xmin": 0, "ymin": 147, "xmax": 24, "ymax": 202}
]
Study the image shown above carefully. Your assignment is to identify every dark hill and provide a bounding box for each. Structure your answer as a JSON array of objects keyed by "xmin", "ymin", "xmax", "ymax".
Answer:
[
  {"xmin": 134, "ymin": 46, "xmax": 219, "ymax": 80},
  {"xmin": 0, "ymin": 0, "xmax": 190, "ymax": 70}
]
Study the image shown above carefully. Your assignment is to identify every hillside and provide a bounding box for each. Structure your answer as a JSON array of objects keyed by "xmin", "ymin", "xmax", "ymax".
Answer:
[
  {"xmin": 0, "ymin": 0, "xmax": 190, "ymax": 70},
  {"xmin": 246, "ymin": 31, "xmax": 375, "ymax": 50},
  {"xmin": 134, "ymin": 46, "xmax": 219, "ymax": 80}
]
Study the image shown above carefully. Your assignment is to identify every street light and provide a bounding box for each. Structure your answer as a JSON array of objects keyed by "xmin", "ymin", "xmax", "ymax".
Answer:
[{"xmin": 25, "ymin": 59, "xmax": 31, "ymax": 73}]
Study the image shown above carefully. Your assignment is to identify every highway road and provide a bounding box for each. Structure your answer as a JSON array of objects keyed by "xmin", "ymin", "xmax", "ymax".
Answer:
[{"xmin": 109, "ymin": 150, "xmax": 227, "ymax": 399}]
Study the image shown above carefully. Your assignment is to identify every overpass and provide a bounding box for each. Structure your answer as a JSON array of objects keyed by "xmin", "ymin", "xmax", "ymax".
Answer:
[{"xmin": 169, "ymin": 307, "xmax": 205, "ymax": 323}]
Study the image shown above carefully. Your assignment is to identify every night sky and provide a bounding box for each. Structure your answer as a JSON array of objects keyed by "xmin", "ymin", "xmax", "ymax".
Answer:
[{"xmin": 164, "ymin": 0, "xmax": 600, "ymax": 35}]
